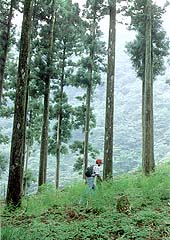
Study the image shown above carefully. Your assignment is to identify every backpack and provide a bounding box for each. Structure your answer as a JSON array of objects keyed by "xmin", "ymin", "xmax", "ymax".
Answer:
[{"xmin": 85, "ymin": 165, "xmax": 94, "ymax": 177}]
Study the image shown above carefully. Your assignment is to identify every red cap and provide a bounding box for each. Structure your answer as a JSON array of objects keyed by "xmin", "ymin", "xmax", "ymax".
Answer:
[{"xmin": 96, "ymin": 159, "xmax": 102, "ymax": 165}]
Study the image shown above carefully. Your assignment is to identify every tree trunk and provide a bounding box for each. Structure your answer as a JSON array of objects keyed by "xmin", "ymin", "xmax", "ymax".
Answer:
[
  {"xmin": 142, "ymin": 0, "xmax": 155, "ymax": 175},
  {"xmin": 38, "ymin": 0, "xmax": 56, "ymax": 187},
  {"xmin": 103, "ymin": 1, "xmax": 116, "ymax": 180},
  {"xmin": 83, "ymin": 5, "xmax": 96, "ymax": 177},
  {"xmin": 6, "ymin": 0, "xmax": 33, "ymax": 207},
  {"xmin": 38, "ymin": 79, "xmax": 50, "ymax": 186},
  {"xmin": 21, "ymin": 68, "xmax": 30, "ymax": 192},
  {"xmin": 142, "ymin": 78, "xmax": 144, "ymax": 164},
  {"xmin": 23, "ymin": 102, "xmax": 32, "ymax": 196},
  {"xmin": 56, "ymin": 114, "xmax": 61, "ymax": 189},
  {"xmin": 83, "ymin": 82, "xmax": 92, "ymax": 177},
  {"xmin": 22, "ymin": 1, "xmax": 35, "ymax": 193},
  {"xmin": 0, "ymin": 0, "xmax": 15, "ymax": 105},
  {"xmin": 55, "ymin": 46, "xmax": 65, "ymax": 189},
  {"xmin": 23, "ymin": 142, "xmax": 30, "ymax": 196}
]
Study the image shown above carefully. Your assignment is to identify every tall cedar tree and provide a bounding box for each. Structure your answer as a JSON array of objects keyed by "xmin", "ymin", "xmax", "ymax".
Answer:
[
  {"xmin": 25, "ymin": 0, "xmax": 56, "ymax": 188},
  {"xmin": 6, "ymin": 0, "xmax": 33, "ymax": 207},
  {"xmin": 81, "ymin": 0, "xmax": 106, "ymax": 177},
  {"xmin": 49, "ymin": 94, "xmax": 74, "ymax": 188},
  {"xmin": 38, "ymin": 0, "xmax": 56, "ymax": 187},
  {"xmin": 0, "ymin": 0, "xmax": 43, "ymax": 193},
  {"xmin": 22, "ymin": 2, "xmax": 43, "ymax": 194},
  {"xmin": 125, "ymin": 0, "xmax": 169, "ymax": 174},
  {"xmin": 48, "ymin": 0, "xmax": 82, "ymax": 188},
  {"xmin": 103, "ymin": 0, "xmax": 116, "ymax": 179},
  {"xmin": 143, "ymin": 0, "xmax": 154, "ymax": 174},
  {"xmin": 126, "ymin": 1, "xmax": 169, "ymax": 80}
]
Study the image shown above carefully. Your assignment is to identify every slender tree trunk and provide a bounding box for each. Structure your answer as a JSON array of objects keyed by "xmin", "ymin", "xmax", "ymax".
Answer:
[
  {"xmin": 3, "ymin": 183, "xmax": 6, "ymax": 200},
  {"xmin": 142, "ymin": 78, "xmax": 144, "ymax": 163},
  {"xmin": 83, "ymin": 6, "xmax": 96, "ymax": 177},
  {"xmin": 21, "ymin": 0, "xmax": 38, "ymax": 193},
  {"xmin": 38, "ymin": 0, "xmax": 56, "ymax": 187},
  {"xmin": 142, "ymin": 0, "xmax": 155, "ymax": 175},
  {"xmin": 55, "ymin": 46, "xmax": 65, "ymax": 189},
  {"xmin": 23, "ymin": 105, "xmax": 32, "ymax": 196},
  {"xmin": 103, "ymin": 1, "xmax": 116, "ymax": 180},
  {"xmin": 83, "ymin": 81, "xmax": 92, "ymax": 177},
  {"xmin": 23, "ymin": 142, "xmax": 30, "ymax": 196},
  {"xmin": 39, "ymin": 79, "xmax": 50, "ymax": 186},
  {"xmin": 6, "ymin": 0, "xmax": 33, "ymax": 207},
  {"xmin": 21, "ymin": 69, "xmax": 30, "ymax": 192},
  {"xmin": 56, "ymin": 114, "xmax": 61, "ymax": 188},
  {"xmin": 22, "ymin": 0, "xmax": 35, "ymax": 192}
]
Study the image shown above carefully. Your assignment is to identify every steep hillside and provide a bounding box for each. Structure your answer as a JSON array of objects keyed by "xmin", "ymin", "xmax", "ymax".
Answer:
[{"xmin": 1, "ymin": 163, "xmax": 170, "ymax": 240}]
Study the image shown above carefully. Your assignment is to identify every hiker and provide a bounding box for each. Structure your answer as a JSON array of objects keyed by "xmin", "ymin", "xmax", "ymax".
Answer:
[{"xmin": 85, "ymin": 159, "xmax": 103, "ymax": 190}]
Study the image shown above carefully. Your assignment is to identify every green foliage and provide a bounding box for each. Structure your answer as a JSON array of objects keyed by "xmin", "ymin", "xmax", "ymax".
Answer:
[
  {"xmin": 71, "ymin": 0, "xmax": 106, "ymax": 89},
  {"xmin": 0, "ymin": 153, "xmax": 7, "ymax": 177},
  {"xmin": 125, "ymin": 0, "xmax": 170, "ymax": 81},
  {"xmin": 46, "ymin": 0, "xmax": 83, "ymax": 160},
  {"xmin": 23, "ymin": 169, "xmax": 36, "ymax": 189},
  {"xmin": 29, "ymin": 0, "xmax": 58, "ymax": 97},
  {"xmin": 72, "ymin": 94, "xmax": 96, "ymax": 131},
  {"xmin": 0, "ymin": 51, "xmax": 17, "ymax": 117},
  {"xmin": 1, "ymin": 163, "xmax": 170, "ymax": 239},
  {"xmin": 26, "ymin": 96, "xmax": 43, "ymax": 145},
  {"xmin": 3, "ymin": 52, "xmax": 18, "ymax": 100},
  {"xmin": 70, "ymin": 140, "xmax": 99, "ymax": 173},
  {"xmin": 0, "ymin": 0, "xmax": 18, "ymax": 66},
  {"xmin": 48, "ymin": 93, "xmax": 74, "ymax": 155},
  {"xmin": 54, "ymin": 0, "xmax": 82, "ymax": 60},
  {"xmin": 0, "ymin": 129, "xmax": 9, "ymax": 176},
  {"xmin": 68, "ymin": 93, "xmax": 97, "ymax": 173},
  {"xmin": 0, "ymin": 129, "xmax": 9, "ymax": 145}
]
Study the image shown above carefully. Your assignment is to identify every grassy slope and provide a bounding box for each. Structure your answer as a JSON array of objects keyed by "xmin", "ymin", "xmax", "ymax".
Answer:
[{"xmin": 1, "ymin": 163, "xmax": 170, "ymax": 240}]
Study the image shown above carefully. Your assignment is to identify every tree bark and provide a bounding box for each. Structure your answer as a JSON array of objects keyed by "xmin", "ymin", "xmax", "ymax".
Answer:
[
  {"xmin": 23, "ymin": 142, "xmax": 30, "ymax": 196},
  {"xmin": 38, "ymin": 78, "xmax": 50, "ymax": 186},
  {"xmin": 142, "ymin": 0, "xmax": 155, "ymax": 175},
  {"xmin": 83, "ymin": 81, "xmax": 92, "ymax": 177},
  {"xmin": 6, "ymin": 0, "xmax": 33, "ymax": 207},
  {"xmin": 21, "ymin": 67, "xmax": 30, "ymax": 192},
  {"xmin": 56, "ymin": 114, "xmax": 61, "ymax": 188},
  {"xmin": 103, "ymin": 1, "xmax": 116, "ymax": 180},
  {"xmin": 55, "ymin": 46, "xmax": 65, "ymax": 189},
  {"xmin": 38, "ymin": 0, "xmax": 56, "ymax": 187}
]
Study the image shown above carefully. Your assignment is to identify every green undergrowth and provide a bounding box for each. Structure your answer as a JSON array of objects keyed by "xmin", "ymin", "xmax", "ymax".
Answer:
[{"xmin": 1, "ymin": 163, "xmax": 170, "ymax": 240}]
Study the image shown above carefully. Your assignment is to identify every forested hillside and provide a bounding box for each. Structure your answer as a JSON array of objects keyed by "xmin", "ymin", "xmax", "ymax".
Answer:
[{"xmin": 1, "ymin": 22, "xmax": 170, "ymax": 194}]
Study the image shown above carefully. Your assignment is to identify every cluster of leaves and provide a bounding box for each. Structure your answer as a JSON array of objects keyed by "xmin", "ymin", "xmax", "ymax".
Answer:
[
  {"xmin": 23, "ymin": 169, "xmax": 36, "ymax": 189},
  {"xmin": 70, "ymin": 140, "xmax": 99, "ymax": 173},
  {"xmin": 72, "ymin": 0, "xmax": 107, "ymax": 89},
  {"xmin": 0, "ymin": 129, "xmax": 9, "ymax": 177},
  {"xmin": 125, "ymin": 0, "xmax": 170, "ymax": 81}
]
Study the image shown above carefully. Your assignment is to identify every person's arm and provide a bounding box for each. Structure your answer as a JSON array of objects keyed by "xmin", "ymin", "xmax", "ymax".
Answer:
[{"xmin": 96, "ymin": 174, "xmax": 102, "ymax": 182}]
